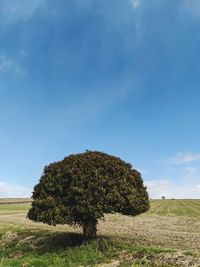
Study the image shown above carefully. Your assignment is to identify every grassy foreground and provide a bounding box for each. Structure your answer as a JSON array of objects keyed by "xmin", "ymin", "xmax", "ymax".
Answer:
[
  {"xmin": 0, "ymin": 227, "xmax": 177, "ymax": 267},
  {"xmin": 0, "ymin": 199, "xmax": 200, "ymax": 266}
]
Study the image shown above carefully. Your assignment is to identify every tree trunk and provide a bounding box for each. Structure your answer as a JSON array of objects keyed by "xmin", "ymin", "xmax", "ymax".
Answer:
[{"xmin": 83, "ymin": 219, "xmax": 97, "ymax": 240}]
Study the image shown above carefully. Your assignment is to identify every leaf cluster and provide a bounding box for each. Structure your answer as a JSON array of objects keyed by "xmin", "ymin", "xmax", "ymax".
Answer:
[{"xmin": 28, "ymin": 151, "xmax": 149, "ymax": 227}]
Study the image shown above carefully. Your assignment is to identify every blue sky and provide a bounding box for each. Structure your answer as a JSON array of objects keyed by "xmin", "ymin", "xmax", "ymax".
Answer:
[{"xmin": 0, "ymin": 0, "xmax": 200, "ymax": 198}]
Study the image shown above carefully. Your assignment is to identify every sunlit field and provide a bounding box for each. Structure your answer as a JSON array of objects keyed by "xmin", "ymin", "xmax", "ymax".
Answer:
[
  {"xmin": 0, "ymin": 199, "xmax": 200, "ymax": 266},
  {"xmin": 148, "ymin": 199, "xmax": 200, "ymax": 216}
]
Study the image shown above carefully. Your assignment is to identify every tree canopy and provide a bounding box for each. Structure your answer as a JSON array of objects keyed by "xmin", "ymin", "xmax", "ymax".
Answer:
[{"xmin": 28, "ymin": 151, "xmax": 149, "ymax": 239}]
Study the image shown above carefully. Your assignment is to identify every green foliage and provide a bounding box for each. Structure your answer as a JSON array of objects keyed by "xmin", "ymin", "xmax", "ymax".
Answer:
[{"xmin": 28, "ymin": 151, "xmax": 149, "ymax": 237}]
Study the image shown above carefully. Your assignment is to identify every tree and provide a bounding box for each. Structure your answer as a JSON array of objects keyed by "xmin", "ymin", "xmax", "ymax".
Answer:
[
  {"xmin": 162, "ymin": 196, "xmax": 166, "ymax": 200},
  {"xmin": 28, "ymin": 151, "xmax": 149, "ymax": 239}
]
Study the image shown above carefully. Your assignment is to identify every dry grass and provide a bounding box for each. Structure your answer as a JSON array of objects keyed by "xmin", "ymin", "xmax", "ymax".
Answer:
[
  {"xmin": 0, "ymin": 199, "xmax": 200, "ymax": 253},
  {"xmin": 99, "ymin": 214, "xmax": 200, "ymax": 252},
  {"xmin": 0, "ymin": 198, "xmax": 31, "ymax": 204},
  {"xmin": 0, "ymin": 199, "xmax": 200, "ymax": 266}
]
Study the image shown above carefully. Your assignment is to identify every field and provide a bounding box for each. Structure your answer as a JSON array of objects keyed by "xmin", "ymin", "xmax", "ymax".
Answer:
[{"xmin": 0, "ymin": 199, "xmax": 200, "ymax": 266}]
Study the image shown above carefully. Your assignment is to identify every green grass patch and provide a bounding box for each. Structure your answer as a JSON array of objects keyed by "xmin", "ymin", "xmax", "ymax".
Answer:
[
  {"xmin": 0, "ymin": 225, "xmax": 185, "ymax": 267},
  {"xmin": 0, "ymin": 225, "xmax": 120, "ymax": 267},
  {"xmin": 1, "ymin": 199, "xmax": 200, "ymax": 266},
  {"xmin": 115, "ymin": 243, "xmax": 175, "ymax": 255},
  {"xmin": 148, "ymin": 199, "xmax": 200, "ymax": 217},
  {"xmin": 0, "ymin": 225, "xmax": 199, "ymax": 267},
  {"xmin": 1, "ymin": 198, "xmax": 200, "ymax": 217}
]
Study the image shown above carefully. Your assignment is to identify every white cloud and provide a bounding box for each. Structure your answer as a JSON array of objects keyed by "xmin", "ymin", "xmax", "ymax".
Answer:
[
  {"xmin": 129, "ymin": 0, "xmax": 141, "ymax": 9},
  {"xmin": 145, "ymin": 179, "xmax": 200, "ymax": 199},
  {"xmin": 0, "ymin": 0, "xmax": 46, "ymax": 25},
  {"xmin": 170, "ymin": 153, "xmax": 200, "ymax": 164},
  {"xmin": 0, "ymin": 181, "xmax": 31, "ymax": 198},
  {"xmin": 0, "ymin": 54, "xmax": 25, "ymax": 75},
  {"xmin": 145, "ymin": 179, "xmax": 171, "ymax": 199}
]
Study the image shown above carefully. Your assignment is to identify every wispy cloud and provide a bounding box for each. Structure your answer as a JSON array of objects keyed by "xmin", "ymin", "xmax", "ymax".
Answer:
[
  {"xmin": 170, "ymin": 153, "xmax": 200, "ymax": 164},
  {"xmin": 185, "ymin": 167, "xmax": 198, "ymax": 174},
  {"xmin": 182, "ymin": 0, "xmax": 200, "ymax": 17},
  {"xmin": 0, "ymin": 0, "xmax": 46, "ymax": 25},
  {"xmin": 145, "ymin": 179, "xmax": 200, "ymax": 199},
  {"xmin": 145, "ymin": 179, "xmax": 171, "ymax": 199},
  {"xmin": 129, "ymin": 0, "xmax": 141, "ymax": 9},
  {"xmin": 0, "ymin": 181, "xmax": 31, "ymax": 198},
  {"xmin": 58, "ymin": 84, "xmax": 132, "ymax": 129},
  {"xmin": 0, "ymin": 54, "xmax": 25, "ymax": 75},
  {"xmin": 18, "ymin": 49, "xmax": 29, "ymax": 57}
]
